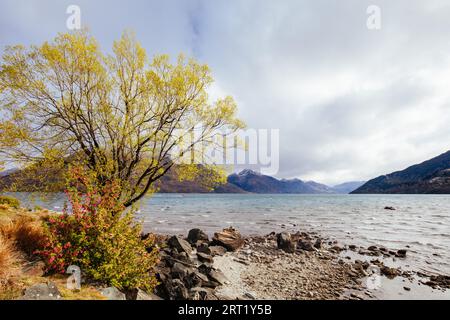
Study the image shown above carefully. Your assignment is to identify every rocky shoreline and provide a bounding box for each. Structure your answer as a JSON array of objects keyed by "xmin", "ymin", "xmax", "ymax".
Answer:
[
  {"xmin": 14, "ymin": 226, "xmax": 450, "ymax": 300},
  {"xmin": 149, "ymin": 227, "xmax": 450, "ymax": 300}
]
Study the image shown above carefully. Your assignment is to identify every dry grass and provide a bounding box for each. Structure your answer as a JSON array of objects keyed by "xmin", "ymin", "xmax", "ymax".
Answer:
[
  {"xmin": 0, "ymin": 216, "xmax": 47, "ymax": 258},
  {"xmin": 0, "ymin": 233, "xmax": 20, "ymax": 289},
  {"xmin": 0, "ymin": 207, "xmax": 107, "ymax": 300},
  {"xmin": 0, "ymin": 207, "xmax": 48, "ymax": 298}
]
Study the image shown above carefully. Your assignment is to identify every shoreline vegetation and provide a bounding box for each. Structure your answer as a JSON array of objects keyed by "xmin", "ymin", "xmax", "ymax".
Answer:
[{"xmin": 1, "ymin": 199, "xmax": 449, "ymax": 300}]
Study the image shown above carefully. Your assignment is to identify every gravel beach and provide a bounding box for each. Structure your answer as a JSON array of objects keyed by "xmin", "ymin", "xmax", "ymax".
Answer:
[{"xmin": 153, "ymin": 227, "xmax": 450, "ymax": 300}]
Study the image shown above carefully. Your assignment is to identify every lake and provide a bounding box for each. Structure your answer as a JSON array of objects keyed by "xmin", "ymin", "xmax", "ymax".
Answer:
[{"xmin": 10, "ymin": 193, "xmax": 450, "ymax": 276}]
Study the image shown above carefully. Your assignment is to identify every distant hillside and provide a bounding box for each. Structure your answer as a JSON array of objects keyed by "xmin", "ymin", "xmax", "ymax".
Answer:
[
  {"xmin": 352, "ymin": 150, "xmax": 450, "ymax": 194},
  {"xmin": 1, "ymin": 166, "xmax": 361, "ymax": 194},
  {"xmin": 304, "ymin": 181, "xmax": 336, "ymax": 194},
  {"xmin": 155, "ymin": 168, "xmax": 246, "ymax": 193},
  {"xmin": 0, "ymin": 165, "xmax": 246, "ymax": 194},
  {"xmin": 227, "ymin": 169, "xmax": 330, "ymax": 194},
  {"xmin": 332, "ymin": 181, "xmax": 366, "ymax": 194}
]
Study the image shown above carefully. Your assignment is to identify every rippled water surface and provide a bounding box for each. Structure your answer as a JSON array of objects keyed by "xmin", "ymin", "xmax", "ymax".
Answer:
[{"xmin": 12, "ymin": 193, "xmax": 450, "ymax": 275}]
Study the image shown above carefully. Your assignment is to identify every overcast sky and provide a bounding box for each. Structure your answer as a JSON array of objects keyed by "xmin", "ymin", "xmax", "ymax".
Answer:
[{"xmin": 1, "ymin": 0, "xmax": 450, "ymax": 185}]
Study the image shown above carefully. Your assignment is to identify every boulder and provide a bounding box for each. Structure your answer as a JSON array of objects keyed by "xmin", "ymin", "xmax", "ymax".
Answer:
[
  {"xmin": 198, "ymin": 263, "xmax": 213, "ymax": 275},
  {"xmin": 297, "ymin": 239, "xmax": 316, "ymax": 252},
  {"xmin": 173, "ymin": 251, "xmax": 195, "ymax": 265},
  {"xmin": 186, "ymin": 271, "xmax": 209, "ymax": 288},
  {"xmin": 188, "ymin": 228, "xmax": 209, "ymax": 244},
  {"xmin": 380, "ymin": 266, "xmax": 400, "ymax": 279},
  {"xmin": 208, "ymin": 269, "xmax": 228, "ymax": 285},
  {"xmin": 197, "ymin": 252, "xmax": 214, "ymax": 264},
  {"xmin": 100, "ymin": 287, "xmax": 126, "ymax": 300},
  {"xmin": 276, "ymin": 232, "xmax": 296, "ymax": 253},
  {"xmin": 168, "ymin": 279, "xmax": 189, "ymax": 300},
  {"xmin": 19, "ymin": 282, "xmax": 62, "ymax": 300},
  {"xmin": 384, "ymin": 206, "xmax": 396, "ymax": 211},
  {"xmin": 212, "ymin": 227, "xmax": 244, "ymax": 251},
  {"xmin": 209, "ymin": 245, "xmax": 227, "ymax": 256},
  {"xmin": 330, "ymin": 245, "xmax": 344, "ymax": 253},
  {"xmin": 190, "ymin": 287, "xmax": 216, "ymax": 300},
  {"xmin": 171, "ymin": 262, "xmax": 194, "ymax": 279},
  {"xmin": 168, "ymin": 235, "xmax": 193, "ymax": 255},
  {"xmin": 396, "ymin": 249, "xmax": 407, "ymax": 258},
  {"xmin": 197, "ymin": 243, "xmax": 211, "ymax": 255},
  {"xmin": 314, "ymin": 238, "xmax": 322, "ymax": 249},
  {"xmin": 135, "ymin": 289, "xmax": 163, "ymax": 300}
]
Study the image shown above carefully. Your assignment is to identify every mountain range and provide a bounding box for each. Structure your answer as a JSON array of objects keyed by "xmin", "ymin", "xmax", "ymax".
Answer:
[
  {"xmin": 5, "ymin": 150, "xmax": 449, "ymax": 194},
  {"xmin": 352, "ymin": 150, "xmax": 450, "ymax": 194},
  {"xmin": 0, "ymin": 166, "xmax": 364, "ymax": 194},
  {"xmin": 225, "ymin": 169, "xmax": 364, "ymax": 194}
]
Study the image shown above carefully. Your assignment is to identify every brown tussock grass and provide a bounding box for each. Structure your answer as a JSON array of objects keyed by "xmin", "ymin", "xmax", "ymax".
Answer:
[
  {"xmin": 0, "ymin": 216, "xmax": 47, "ymax": 258},
  {"xmin": 0, "ymin": 233, "xmax": 20, "ymax": 289}
]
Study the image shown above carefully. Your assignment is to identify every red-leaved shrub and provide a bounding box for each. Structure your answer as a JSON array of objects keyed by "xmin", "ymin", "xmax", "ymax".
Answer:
[{"xmin": 37, "ymin": 167, "xmax": 159, "ymax": 291}]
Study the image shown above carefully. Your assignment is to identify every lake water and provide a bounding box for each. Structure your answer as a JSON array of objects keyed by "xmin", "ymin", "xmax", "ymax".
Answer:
[{"xmin": 11, "ymin": 193, "xmax": 450, "ymax": 276}]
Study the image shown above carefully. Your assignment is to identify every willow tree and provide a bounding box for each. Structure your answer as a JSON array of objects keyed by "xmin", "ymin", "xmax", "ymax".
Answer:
[{"xmin": 0, "ymin": 31, "xmax": 244, "ymax": 206}]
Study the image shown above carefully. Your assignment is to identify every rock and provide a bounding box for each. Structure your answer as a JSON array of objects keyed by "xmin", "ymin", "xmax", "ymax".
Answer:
[
  {"xmin": 331, "ymin": 245, "xmax": 344, "ymax": 253},
  {"xmin": 208, "ymin": 269, "xmax": 228, "ymax": 285},
  {"xmin": 198, "ymin": 263, "xmax": 213, "ymax": 275},
  {"xmin": 135, "ymin": 289, "xmax": 163, "ymax": 300},
  {"xmin": 244, "ymin": 292, "xmax": 257, "ymax": 299},
  {"xmin": 403, "ymin": 286, "xmax": 411, "ymax": 291},
  {"xmin": 209, "ymin": 245, "xmax": 227, "ymax": 256},
  {"xmin": 212, "ymin": 227, "xmax": 244, "ymax": 251},
  {"xmin": 197, "ymin": 243, "xmax": 211, "ymax": 255},
  {"xmin": 168, "ymin": 235, "xmax": 193, "ymax": 254},
  {"xmin": 197, "ymin": 252, "xmax": 214, "ymax": 264},
  {"xmin": 276, "ymin": 232, "xmax": 296, "ymax": 253},
  {"xmin": 100, "ymin": 287, "xmax": 126, "ymax": 300},
  {"xmin": 380, "ymin": 266, "xmax": 400, "ymax": 279},
  {"xmin": 298, "ymin": 239, "xmax": 316, "ymax": 252},
  {"xmin": 384, "ymin": 206, "xmax": 396, "ymax": 210},
  {"xmin": 172, "ymin": 251, "xmax": 195, "ymax": 265},
  {"xmin": 154, "ymin": 274, "xmax": 172, "ymax": 299},
  {"xmin": 190, "ymin": 287, "xmax": 217, "ymax": 300},
  {"xmin": 187, "ymin": 228, "xmax": 209, "ymax": 244},
  {"xmin": 349, "ymin": 245, "xmax": 357, "ymax": 251},
  {"xmin": 168, "ymin": 279, "xmax": 189, "ymax": 300},
  {"xmin": 368, "ymin": 246, "xmax": 378, "ymax": 252},
  {"xmin": 234, "ymin": 258, "xmax": 250, "ymax": 265},
  {"xmin": 425, "ymin": 280, "xmax": 438, "ymax": 288},
  {"xmin": 171, "ymin": 262, "xmax": 194, "ymax": 279},
  {"xmin": 19, "ymin": 282, "xmax": 62, "ymax": 300},
  {"xmin": 396, "ymin": 249, "xmax": 407, "ymax": 258},
  {"xmin": 428, "ymin": 275, "xmax": 450, "ymax": 289},
  {"xmin": 185, "ymin": 271, "xmax": 209, "ymax": 288},
  {"xmin": 350, "ymin": 293, "xmax": 363, "ymax": 300},
  {"xmin": 314, "ymin": 238, "xmax": 322, "ymax": 249}
]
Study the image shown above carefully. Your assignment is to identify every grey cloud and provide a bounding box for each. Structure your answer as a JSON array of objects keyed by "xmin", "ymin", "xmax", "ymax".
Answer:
[{"xmin": 1, "ymin": 0, "xmax": 450, "ymax": 184}]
